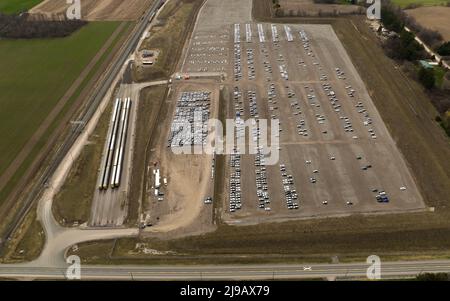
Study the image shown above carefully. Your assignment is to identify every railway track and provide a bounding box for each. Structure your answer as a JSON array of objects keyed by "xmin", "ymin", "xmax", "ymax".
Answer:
[{"xmin": 0, "ymin": 0, "xmax": 164, "ymax": 251}]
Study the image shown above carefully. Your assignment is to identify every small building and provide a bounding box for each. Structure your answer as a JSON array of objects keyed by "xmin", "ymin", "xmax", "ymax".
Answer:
[
  {"xmin": 153, "ymin": 169, "xmax": 161, "ymax": 188},
  {"xmin": 141, "ymin": 49, "xmax": 159, "ymax": 65},
  {"xmin": 419, "ymin": 60, "xmax": 433, "ymax": 69}
]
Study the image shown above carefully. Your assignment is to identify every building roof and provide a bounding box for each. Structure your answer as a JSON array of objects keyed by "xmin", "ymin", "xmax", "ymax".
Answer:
[{"xmin": 419, "ymin": 60, "xmax": 433, "ymax": 69}]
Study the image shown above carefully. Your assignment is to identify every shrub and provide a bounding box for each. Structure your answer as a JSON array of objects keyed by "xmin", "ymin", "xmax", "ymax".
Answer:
[
  {"xmin": 418, "ymin": 66, "xmax": 436, "ymax": 90},
  {"xmin": 436, "ymin": 42, "xmax": 450, "ymax": 56}
]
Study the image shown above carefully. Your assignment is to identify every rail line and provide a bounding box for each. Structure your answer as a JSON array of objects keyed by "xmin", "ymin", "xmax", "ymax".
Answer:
[{"xmin": 0, "ymin": 0, "xmax": 164, "ymax": 251}]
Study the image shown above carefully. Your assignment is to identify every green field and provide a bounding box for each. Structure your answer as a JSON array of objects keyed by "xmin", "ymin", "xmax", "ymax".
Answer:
[
  {"xmin": 391, "ymin": 0, "xmax": 448, "ymax": 8},
  {"xmin": 0, "ymin": 0, "xmax": 43, "ymax": 14},
  {"xmin": 0, "ymin": 22, "xmax": 122, "ymax": 206}
]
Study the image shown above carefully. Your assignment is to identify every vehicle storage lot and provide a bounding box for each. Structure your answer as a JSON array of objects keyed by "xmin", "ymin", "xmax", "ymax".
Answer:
[
  {"xmin": 181, "ymin": 0, "xmax": 252, "ymax": 74},
  {"xmin": 141, "ymin": 82, "xmax": 217, "ymax": 234},
  {"xmin": 183, "ymin": 22, "xmax": 425, "ymax": 223}
]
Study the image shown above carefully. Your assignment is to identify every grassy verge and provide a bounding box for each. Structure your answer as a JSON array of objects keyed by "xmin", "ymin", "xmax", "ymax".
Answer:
[
  {"xmin": 391, "ymin": 0, "xmax": 448, "ymax": 8},
  {"xmin": 0, "ymin": 0, "xmax": 42, "ymax": 14},
  {"xmin": 70, "ymin": 229, "xmax": 450, "ymax": 265},
  {"xmin": 212, "ymin": 87, "xmax": 229, "ymax": 224},
  {"xmin": 0, "ymin": 206, "xmax": 44, "ymax": 263},
  {"xmin": 434, "ymin": 66, "xmax": 446, "ymax": 88},
  {"xmin": 133, "ymin": 0, "xmax": 203, "ymax": 82},
  {"xmin": 52, "ymin": 101, "xmax": 112, "ymax": 226}
]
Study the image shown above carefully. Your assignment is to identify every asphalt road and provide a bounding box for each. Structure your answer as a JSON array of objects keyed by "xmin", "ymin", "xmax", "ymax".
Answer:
[{"xmin": 1, "ymin": 260, "xmax": 450, "ymax": 280}]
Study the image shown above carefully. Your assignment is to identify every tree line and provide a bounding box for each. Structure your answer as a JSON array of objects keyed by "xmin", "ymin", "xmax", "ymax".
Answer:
[
  {"xmin": 380, "ymin": 0, "xmax": 450, "ymax": 136},
  {"xmin": 0, "ymin": 13, "xmax": 87, "ymax": 39}
]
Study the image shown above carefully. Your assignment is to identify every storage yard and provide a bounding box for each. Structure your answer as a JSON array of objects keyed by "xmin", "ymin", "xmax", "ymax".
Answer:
[
  {"xmin": 90, "ymin": 85, "xmax": 139, "ymax": 227},
  {"xmin": 155, "ymin": 0, "xmax": 424, "ymax": 227},
  {"xmin": 221, "ymin": 22, "xmax": 425, "ymax": 223},
  {"xmin": 46, "ymin": 0, "xmax": 428, "ymax": 233}
]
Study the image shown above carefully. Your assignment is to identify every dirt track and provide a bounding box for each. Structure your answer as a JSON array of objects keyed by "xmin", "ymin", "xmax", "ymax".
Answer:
[{"xmin": 31, "ymin": 0, "xmax": 153, "ymax": 21}]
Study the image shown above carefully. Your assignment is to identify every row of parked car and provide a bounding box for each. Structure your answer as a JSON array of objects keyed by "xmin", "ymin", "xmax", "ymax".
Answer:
[
  {"xmin": 247, "ymin": 48, "xmax": 256, "ymax": 80},
  {"xmin": 234, "ymin": 43, "xmax": 242, "ymax": 81},
  {"xmin": 229, "ymin": 149, "xmax": 242, "ymax": 213},
  {"xmin": 280, "ymin": 164, "xmax": 299, "ymax": 210}
]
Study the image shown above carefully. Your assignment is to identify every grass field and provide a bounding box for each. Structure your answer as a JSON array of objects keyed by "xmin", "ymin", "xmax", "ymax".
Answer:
[
  {"xmin": 434, "ymin": 66, "xmax": 446, "ymax": 87},
  {"xmin": 0, "ymin": 205, "xmax": 44, "ymax": 263},
  {"xmin": 52, "ymin": 101, "xmax": 112, "ymax": 226},
  {"xmin": 392, "ymin": 0, "xmax": 448, "ymax": 7},
  {"xmin": 0, "ymin": 0, "xmax": 42, "ymax": 14},
  {"xmin": 0, "ymin": 22, "xmax": 122, "ymax": 208}
]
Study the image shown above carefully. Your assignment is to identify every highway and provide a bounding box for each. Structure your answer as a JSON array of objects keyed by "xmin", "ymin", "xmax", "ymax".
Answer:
[
  {"xmin": 1, "ymin": 0, "xmax": 448, "ymax": 282},
  {"xmin": 1, "ymin": 260, "xmax": 450, "ymax": 280},
  {"xmin": 0, "ymin": 0, "xmax": 164, "ymax": 250}
]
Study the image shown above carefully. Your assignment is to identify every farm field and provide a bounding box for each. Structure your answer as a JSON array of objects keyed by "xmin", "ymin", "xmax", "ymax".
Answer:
[
  {"xmin": 0, "ymin": 0, "xmax": 42, "ymax": 14},
  {"xmin": 31, "ymin": 0, "xmax": 153, "ymax": 21},
  {"xmin": 392, "ymin": 0, "xmax": 447, "ymax": 8},
  {"xmin": 406, "ymin": 6, "xmax": 450, "ymax": 40},
  {"xmin": 0, "ymin": 22, "xmax": 123, "ymax": 210}
]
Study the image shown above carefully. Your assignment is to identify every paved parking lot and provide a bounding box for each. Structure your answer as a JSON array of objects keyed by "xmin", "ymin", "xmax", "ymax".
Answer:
[
  {"xmin": 224, "ymin": 23, "xmax": 425, "ymax": 223},
  {"xmin": 179, "ymin": 15, "xmax": 425, "ymax": 223}
]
